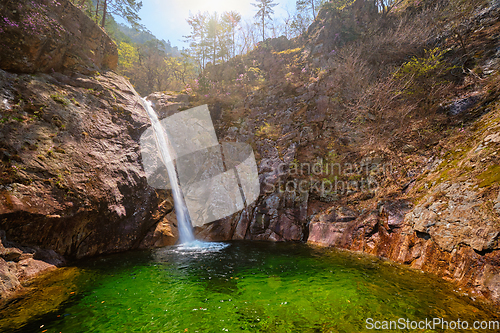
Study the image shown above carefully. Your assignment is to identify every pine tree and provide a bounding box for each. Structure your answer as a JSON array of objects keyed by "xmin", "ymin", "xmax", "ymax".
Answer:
[
  {"xmin": 90, "ymin": 0, "xmax": 143, "ymax": 29},
  {"xmin": 296, "ymin": 0, "xmax": 323, "ymax": 19},
  {"xmin": 252, "ymin": 0, "xmax": 278, "ymax": 42}
]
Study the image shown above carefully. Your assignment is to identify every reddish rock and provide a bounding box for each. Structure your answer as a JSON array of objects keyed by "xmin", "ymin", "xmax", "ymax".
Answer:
[
  {"xmin": 0, "ymin": 0, "xmax": 117, "ymax": 74},
  {"xmin": 0, "ymin": 70, "xmax": 167, "ymax": 259},
  {"xmin": 195, "ymin": 216, "xmax": 237, "ymax": 241},
  {"xmin": 139, "ymin": 211, "xmax": 178, "ymax": 249},
  {"xmin": 308, "ymin": 199, "xmax": 500, "ymax": 306},
  {"xmin": 0, "ymin": 232, "xmax": 64, "ymax": 300}
]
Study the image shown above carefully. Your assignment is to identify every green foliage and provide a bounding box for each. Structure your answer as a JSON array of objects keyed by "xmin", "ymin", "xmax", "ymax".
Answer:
[
  {"xmin": 321, "ymin": 0, "xmax": 357, "ymax": 11},
  {"xmin": 296, "ymin": 0, "xmax": 326, "ymax": 18},
  {"xmin": 185, "ymin": 11, "xmax": 242, "ymax": 71},
  {"xmin": 50, "ymin": 94, "xmax": 69, "ymax": 106},
  {"xmin": 393, "ymin": 47, "xmax": 455, "ymax": 96},
  {"xmin": 394, "ymin": 48, "xmax": 449, "ymax": 80},
  {"xmin": 118, "ymin": 41, "xmax": 139, "ymax": 70},
  {"xmin": 274, "ymin": 47, "xmax": 302, "ymax": 55},
  {"xmin": 74, "ymin": 0, "xmax": 143, "ymax": 29},
  {"xmin": 115, "ymin": 36, "xmax": 196, "ymax": 95},
  {"xmin": 255, "ymin": 122, "xmax": 281, "ymax": 140}
]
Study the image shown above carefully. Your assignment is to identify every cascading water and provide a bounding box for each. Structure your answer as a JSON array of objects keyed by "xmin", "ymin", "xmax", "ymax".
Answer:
[{"xmin": 141, "ymin": 98, "xmax": 195, "ymax": 244}]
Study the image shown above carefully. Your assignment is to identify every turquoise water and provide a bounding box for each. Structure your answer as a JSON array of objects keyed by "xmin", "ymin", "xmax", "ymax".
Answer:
[{"xmin": 1, "ymin": 241, "xmax": 498, "ymax": 332}]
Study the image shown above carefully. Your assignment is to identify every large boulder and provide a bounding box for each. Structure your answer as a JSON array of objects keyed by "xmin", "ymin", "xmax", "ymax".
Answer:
[
  {"xmin": 0, "ymin": 69, "xmax": 175, "ymax": 259},
  {"xmin": 0, "ymin": 230, "xmax": 64, "ymax": 300},
  {"xmin": 0, "ymin": 0, "xmax": 117, "ymax": 74}
]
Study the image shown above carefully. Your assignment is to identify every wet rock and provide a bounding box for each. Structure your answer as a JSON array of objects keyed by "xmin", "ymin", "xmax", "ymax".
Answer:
[
  {"xmin": 15, "ymin": 258, "xmax": 56, "ymax": 282},
  {"xmin": 311, "ymin": 206, "xmax": 357, "ymax": 224},
  {"xmin": 195, "ymin": 216, "xmax": 236, "ymax": 242},
  {"xmin": 145, "ymin": 92, "xmax": 190, "ymax": 119},
  {"xmin": 232, "ymin": 208, "xmax": 253, "ymax": 240},
  {"xmin": 308, "ymin": 206, "xmax": 360, "ymax": 246},
  {"xmin": 308, "ymin": 221, "xmax": 346, "ymax": 247},
  {"xmin": 477, "ymin": 263, "xmax": 500, "ymax": 302},
  {"xmin": 0, "ymin": 233, "xmax": 64, "ymax": 300},
  {"xmin": 139, "ymin": 211, "xmax": 178, "ymax": 248},
  {"xmin": 445, "ymin": 95, "xmax": 480, "ymax": 116},
  {"xmin": 378, "ymin": 200, "xmax": 412, "ymax": 229},
  {"xmin": 0, "ymin": 247, "xmax": 22, "ymax": 262}
]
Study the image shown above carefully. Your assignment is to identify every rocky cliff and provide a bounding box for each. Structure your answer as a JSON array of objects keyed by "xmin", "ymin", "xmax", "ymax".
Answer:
[
  {"xmin": 190, "ymin": 1, "xmax": 500, "ymax": 306},
  {"xmin": 0, "ymin": 0, "xmax": 117, "ymax": 74},
  {"xmin": 0, "ymin": 69, "xmax": 174, "ymax": 299},
  {"xmin": 1, "ymin": 0, "xmax": 499, "ymax": 310},
  {"xmin": 0, "ymin": 0, "xmax": 175, "ymax": 300}
]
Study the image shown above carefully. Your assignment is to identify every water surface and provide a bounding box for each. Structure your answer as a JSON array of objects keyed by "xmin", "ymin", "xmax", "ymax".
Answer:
[{"xmin": 1, "ymin": 241, "xmax": 498, "ymax": 332}]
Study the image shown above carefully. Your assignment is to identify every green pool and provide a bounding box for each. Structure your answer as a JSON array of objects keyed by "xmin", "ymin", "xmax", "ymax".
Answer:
[{"xmin": 1, "ymin": 241, "xmax": 498, "ymax": 332}]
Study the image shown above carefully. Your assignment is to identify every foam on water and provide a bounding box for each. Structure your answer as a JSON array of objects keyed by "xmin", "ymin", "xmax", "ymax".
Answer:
[{"xmin": 170, "ymin": 240, "xmax": 230, "ymax": 254}]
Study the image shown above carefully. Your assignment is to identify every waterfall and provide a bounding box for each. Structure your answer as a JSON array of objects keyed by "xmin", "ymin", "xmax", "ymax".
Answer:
[{"xmin": 141, "ymin": 99, "xmax": 195, "ymax": 244}]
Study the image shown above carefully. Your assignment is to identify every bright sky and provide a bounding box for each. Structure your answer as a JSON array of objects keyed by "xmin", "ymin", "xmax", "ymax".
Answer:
[{"xmin": 118, "ymin": 0, "xmax": 298, "ymax": 49}]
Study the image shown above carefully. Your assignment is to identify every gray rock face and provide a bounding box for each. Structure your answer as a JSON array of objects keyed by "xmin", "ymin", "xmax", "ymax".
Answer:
[
  {"xmin": 446, "ymin": 95, "xmax": 480, "ymax": 116},
  {"xmin": 407, "ymin": 182, "xmax": 499, "ymax": 252},
  {"xmin": 195, "ymin": 141, "xmax": 308, "ymax": 242}
]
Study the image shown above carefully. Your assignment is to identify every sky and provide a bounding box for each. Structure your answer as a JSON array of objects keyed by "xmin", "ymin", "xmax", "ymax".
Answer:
[{"xmin": 117, "ymin": 0, "xmax": 298, "ymax": 49}]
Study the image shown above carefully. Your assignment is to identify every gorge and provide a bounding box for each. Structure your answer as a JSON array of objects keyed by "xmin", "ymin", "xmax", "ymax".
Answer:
[{"xmin": 0, "ymin": 0, "xmax": 500, "ymax": 330}]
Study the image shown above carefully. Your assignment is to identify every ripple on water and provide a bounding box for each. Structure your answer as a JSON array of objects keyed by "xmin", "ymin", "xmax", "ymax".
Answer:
[{"xmin": 0, "ymin": 241, "xmax": 498, "ymax": 333}]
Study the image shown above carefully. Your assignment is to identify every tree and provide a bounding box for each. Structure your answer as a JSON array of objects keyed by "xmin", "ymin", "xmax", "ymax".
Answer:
[
  {"xmin": 185, "ymin": 12, "xmax": 209, "ymax": 70},
  {"xmin": 206, "ymin": 13, "xmax": 220, "ymax": 66},
  {"xmin": 238, "ymin": 20, "xmax": 259, "ymax": 54},
  {"xmin": 296, "ymin": 0, "xmax": 324, "ymax": 19},
  {"xmin": 186, "ymin": 11, "xmax": 242, "ymax": 68},
  {"xmin": 375, "ymin": 0, "xmax": 403, "ymax": 16},
  {"xmin": 222, "ymin": 11, "xmax": 241, "ymax": 58},
  {"xmin": 89, "ymin": 0, "xmax": 143, "ymax": 29},
  {"xmin": 252, "ymin": 0, "xmax": 278, "ymax": 42}
]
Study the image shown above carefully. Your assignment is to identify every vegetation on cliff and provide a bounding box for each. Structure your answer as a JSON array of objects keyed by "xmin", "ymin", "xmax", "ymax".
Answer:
[{"xmin": 1, "ymin": 0, "xmax": 499, "ymax": 308}]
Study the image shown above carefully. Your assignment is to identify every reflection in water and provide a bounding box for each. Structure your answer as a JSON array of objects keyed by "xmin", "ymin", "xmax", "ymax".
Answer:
[{"xmin": 1, "ymin": 241, "xmax": 498, "ymax": 333}]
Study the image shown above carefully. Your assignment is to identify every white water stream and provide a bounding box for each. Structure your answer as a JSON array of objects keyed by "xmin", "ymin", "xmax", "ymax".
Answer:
[{"xmin": 142, "ymin": 99, "xmax": 195, "ymax": 244}]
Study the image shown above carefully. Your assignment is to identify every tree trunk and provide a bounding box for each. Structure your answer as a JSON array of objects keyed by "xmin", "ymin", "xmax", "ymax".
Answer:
[
  {"xmin": 213, "ymin": 27, "xmax": 216, "ymax": 65},
  {"xmin": 95, "ymin": 0, "xmax": 100, "ymax": 24},
  {"xmin": 100, "ymin": 0, "xmax": 107, "ymax": 28},
  {"xmin": 262, "ymin": 15, "xmax": 265, "ymax": 42}
]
